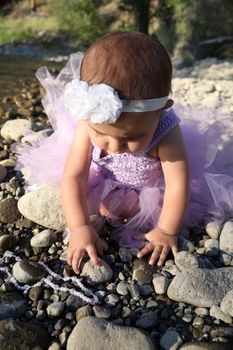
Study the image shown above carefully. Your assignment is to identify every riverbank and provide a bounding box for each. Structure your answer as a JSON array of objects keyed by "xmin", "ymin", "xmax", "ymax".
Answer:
[{"xmin": 0, "ymin": 57, "xmax": 233, "ymax": 349}]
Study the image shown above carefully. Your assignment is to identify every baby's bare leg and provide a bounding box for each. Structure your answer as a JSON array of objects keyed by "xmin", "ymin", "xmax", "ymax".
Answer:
[{"xmin": 99, "ymin": 191, "xmax": 140, "ymax": 219}]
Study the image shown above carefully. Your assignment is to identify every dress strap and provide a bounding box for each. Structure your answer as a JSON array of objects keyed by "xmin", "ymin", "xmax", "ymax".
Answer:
[{"xmin": 143, "ymin": 108, "xmax": 180, "ymax": 153}]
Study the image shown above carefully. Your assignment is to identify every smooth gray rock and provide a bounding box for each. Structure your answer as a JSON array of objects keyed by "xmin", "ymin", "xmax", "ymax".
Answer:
[
  {"xmin": 116, "ymin": 280, "xmax": 129, "ymax": 296},
  {"xmin": 1, "ymin": 118, "xmax": 32, "ymax": 141},
  {"xmin": 30, "ymin": 229, "xmax": 57, "ymax": 248},
  {"xmin": 153, "ymin": 275, "xmax": 170, "ymax": 294},
  {"xmin": 0, "ymin": 234, "xmax": 16, "ymax": 253},
  {"xmin": 48, "ymin": 342, "xmax": 61, "ymax": 350},
  {"xmin": 67, "ymin": 316, "xmax": 156, "ymax": 350},
  {"xmin": 76, "ymin": 305, "xmax": 93, "ymax": 322},
  {"xmin": 47, "ymin": 301, "xmax": 65, "ymax": 317},
  {"xmin": 0, "ymin": 292, "xmax": 27, "ymax": 320},
  {"xmin": 175, "ymin": 251, "xmax": 215, "ymax": 272},
  {"xmin": 179, "ymin": 341, "xmax": 233, "ymax": 349},
  {"xmin": 104, "ymin": 293, "xmax": 120, "ymax": 307},
  {"xmin": 0, "ymin": 198, "xmax": 21, "ymax": 223},
  {"xmin": 132, "ymin": 259, "xmax": 153, "ymax": 284},
  {"xmin": 160, "ymin": 330, "xmax": 183, "ymax": 350},
  {"xmin": 12, "ymin": 260, "xmax": 45, "ymax": 284},
  {"xmin": 18, "ymin": 184, "xmax": 66, "ymax": 230},
  {"xmin": 220, "ymin": 289, "xmax": 233, "ymax": 316},
  {"xmin": 204, "ymin": 239, "xmax": 219, "ymax": 249},
  {"xmin": 210, "ymin": 305, "xmax": 232, "ymax": 324},
  {"xmin": 205, "ymin": 221, "xmax": 222, "ymax": 240},
  {"xmin": 92, "ymin": 305, "xmax": 111, "ymax": 319},
  {"xmin": 194, "ymin": 307, "xmax": 209, "ymax": 316},
  {"xmin": 119, "ymin": 247, "xmax": 134, "ymax": 262},
  {"xmin": 219, "ymin": 221, "xmax": 233, "ymax": 254},
  {"xmin": 81, "ymin": 259, "xmax": 113, "ymax": 284},
  {"xmin": 167, "ymin": 267, "xmax": 233, "ymax": 307},
  {"xmin": 135, "ymin": 311, "xmax": 158, "ymax": 329},
  {"xmin": 0, "ymin": 318, "xmax": 50, "ymax": 349}
]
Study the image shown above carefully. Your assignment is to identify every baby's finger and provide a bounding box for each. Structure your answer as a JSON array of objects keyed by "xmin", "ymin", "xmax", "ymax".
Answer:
[
  {"xmin": 137, "ymin": 242, "xmax": 153, "ymax": 258},
  {"xmin": 67, "ymin": 248, "xmax": 75, "ymax": 266},
  {"xmin": 157, "ymin": 246, "xmax": 170, "ymax": 266},
  {"xmin": 149, "ymin": 246, "xmax": 163, "ymax": 265},
  {"xmin": 72, "ymin": 249, "xmax": 84, "ymax": 274},
  {"xmin": 171, "ymin": 244, "xmax": 179, "ymax": 258},
  {"xmin": 86, "ymin": 245, "xmax": 100, "ymax": 268}
]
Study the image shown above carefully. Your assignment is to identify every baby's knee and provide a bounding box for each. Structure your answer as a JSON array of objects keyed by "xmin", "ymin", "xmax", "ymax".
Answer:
[{"xmin": 99, "ymin": 193, "xmax": 139, "ymax": 219}]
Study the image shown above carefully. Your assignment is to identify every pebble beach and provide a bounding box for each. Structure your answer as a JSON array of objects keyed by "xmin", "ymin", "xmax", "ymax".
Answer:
[{"xmin": 0, "ymin": 57, "xmax": 233, "ymax": 350}]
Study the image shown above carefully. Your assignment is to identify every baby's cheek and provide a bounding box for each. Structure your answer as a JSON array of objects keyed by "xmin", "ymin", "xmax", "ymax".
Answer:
[
  {"xmin": 128, "ymin": 140, "xmax": 149, "ymax": 153},
  {"xmin": 92, "ymin": 138, "xmax": 108, "ymax": 150}
]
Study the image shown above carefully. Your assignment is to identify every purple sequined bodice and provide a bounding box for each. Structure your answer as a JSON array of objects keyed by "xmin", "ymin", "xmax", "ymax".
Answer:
[{"xmin": 91, "ymin": 109, "xmax": 180, "ymax": 189}]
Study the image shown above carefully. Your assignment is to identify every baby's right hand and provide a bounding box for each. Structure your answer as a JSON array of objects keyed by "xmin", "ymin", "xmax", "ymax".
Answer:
[{"xmin": 67, "ymin": 225, "xmax": 105, "ymax": 274}]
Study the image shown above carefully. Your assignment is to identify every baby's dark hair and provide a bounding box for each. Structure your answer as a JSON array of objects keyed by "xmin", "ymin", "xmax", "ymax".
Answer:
[{"xmin": 80, "ymin": 31, "xmax": 172, "ymax": 100}]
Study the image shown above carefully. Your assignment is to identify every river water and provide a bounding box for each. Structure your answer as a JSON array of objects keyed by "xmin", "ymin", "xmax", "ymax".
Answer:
[{"xmin": 0, "ymin": 54, "xmax": 61, "ymax": 101}]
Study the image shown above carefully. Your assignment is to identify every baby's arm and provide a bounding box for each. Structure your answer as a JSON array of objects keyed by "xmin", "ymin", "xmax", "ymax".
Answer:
[
  {"xmin": 157, "ymin": 124, "xmax": 190, "ymax": 235},
  {"xmin": 136, "ymin": 125, "xmax": 189, "ymax": 265},
  {"xmin": 61, "ymin": 121, "xmax": 104, "ymax": 273}
]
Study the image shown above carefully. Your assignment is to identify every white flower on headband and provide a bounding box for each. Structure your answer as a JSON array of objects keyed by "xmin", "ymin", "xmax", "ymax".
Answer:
[{"xmin": 64, "ymin": 79, "xmax": 123, "ymax": 124}]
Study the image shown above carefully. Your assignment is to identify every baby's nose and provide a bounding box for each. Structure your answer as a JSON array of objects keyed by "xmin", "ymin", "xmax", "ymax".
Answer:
[{"xmin": 109, "ymin": 139, "xmax": 126, "ymax": 153}]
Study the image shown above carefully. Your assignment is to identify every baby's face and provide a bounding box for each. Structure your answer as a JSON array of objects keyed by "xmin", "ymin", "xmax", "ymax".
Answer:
[{"xmin": 87, "ymin": 111, "xmax": 161, "ymax": 154}]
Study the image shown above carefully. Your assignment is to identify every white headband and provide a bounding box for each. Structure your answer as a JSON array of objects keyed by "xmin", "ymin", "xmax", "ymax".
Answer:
[
  {"xmin": 64, "ymin": 79, "xmax": 169, "ymax": 124},
  {"xmin": 122, "ymin": 97, "xmax": 169, "ymax": 113}
]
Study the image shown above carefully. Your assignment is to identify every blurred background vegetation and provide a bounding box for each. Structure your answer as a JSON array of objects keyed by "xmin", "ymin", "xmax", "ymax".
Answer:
[{"xmin": 0, "ymin": 0, "xmax": 232, "ymax": 60}]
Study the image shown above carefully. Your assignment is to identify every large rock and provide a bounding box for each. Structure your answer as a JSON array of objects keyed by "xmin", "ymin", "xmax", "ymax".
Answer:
[
  {"xmin": 219, "ymin": 221, "xmax": 233, "ymax": 254},
  {"xmin": 179, "ymin": 339, "xmax": 233, "ymax": 350},
  {"xmin": 167, "ymin": 267, "xmax": 233, "ymax": 307},
  {"xmin": 210, "ymin": 305, "xmax": 232, "ymax": 324},
  {"xmin": 220, "ymin": 289, "xmax": 233, "ymax": 316},
  {"xmin": 0, "ymin": 318, "xmax": 50, "ymax": 349},
  {"xmin": 12, "ymin": 260, "xmax": 46, "ymax": 284},
  {"xmin": 0, "ymin": 198, "xmax": 21, "ymax": 223},
  {"xmin": 67, "ymin": 316, "xmax": 156, "ymax": 350},
  {"xmin": 174, "ymin": 251, "xmax": 215, "ymax": 272},
  {"xmin": 81, "ymin": 259, "xmax": 113, "ymax": 284},
  {"xmin": 205, "ymin": 221, "xmax": 221, "ymax": 240},
  {"xmin": 0, "ymin": 234, "xmax": 17, "ymax": 253},
  {"xmin": 160, "ymin": 330, "xmax": 183, "ymax": 350},
  {"xmin": 0, "ymin": 292, "xmax": 27, "ymax": 320},
  {"xmin": 1, "ymin": 118, "xmax": 32, "ymax": 141},
  {"xmin": 18, "ymin": 184, "xmax": 66, "ymax": 230},
  {"xmin": 30, "ymin": 229, "xmax": 58, "ymax": 248}
]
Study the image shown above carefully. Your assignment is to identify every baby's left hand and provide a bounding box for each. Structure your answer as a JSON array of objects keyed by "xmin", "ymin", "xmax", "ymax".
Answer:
[{"xmin": 134, "ymin": 227, "xmax": 178, "ymax": 266}]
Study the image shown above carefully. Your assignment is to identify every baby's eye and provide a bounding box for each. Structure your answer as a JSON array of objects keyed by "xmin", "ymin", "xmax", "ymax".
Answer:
[
  {"xmin": 128, "ymin": 135, "xmax": 144, "ymax": 141},
  {"xmin": 95, "ymin": 131, "xmax": 103, "ymax": 137}
]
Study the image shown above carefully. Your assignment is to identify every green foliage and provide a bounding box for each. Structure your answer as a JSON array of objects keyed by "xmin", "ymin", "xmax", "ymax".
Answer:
[
  {"xmin": 56, "ymin": 0, "xmax": 106, "ymax": 47},
  {"xmin": 158, "ymin": 0, "xmax": 233, "ymax": 54},
  {"xmin": 0, "ymin": 12, "xmax": 58, "ymax": 44},
  {"xmin": 154, "ymin": 23, "xmax": 176, "ymax": 53},
  {"xmin": 118, "ymin": 0, "xmax": 150, "ymax": 33}
]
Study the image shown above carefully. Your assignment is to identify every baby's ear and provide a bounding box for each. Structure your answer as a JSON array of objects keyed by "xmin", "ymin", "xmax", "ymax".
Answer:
[{"xmin": 164, "ymin": 99, "xmax": 174, "ymax": 110}]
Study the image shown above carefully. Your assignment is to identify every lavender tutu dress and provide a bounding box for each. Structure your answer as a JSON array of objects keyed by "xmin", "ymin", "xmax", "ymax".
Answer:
[{"xmin": 12, "ymin": 53, "xmax": 233, "ymax": 248}]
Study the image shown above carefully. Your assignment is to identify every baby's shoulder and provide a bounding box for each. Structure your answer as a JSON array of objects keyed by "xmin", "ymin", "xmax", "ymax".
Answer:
[
  {"xmin": 147, "ymin": 121, "xmax": 182, "ymax": 159},
  {"xmin": 156, "ymin": 124, "xmax": 187, "ymax": 160}
]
